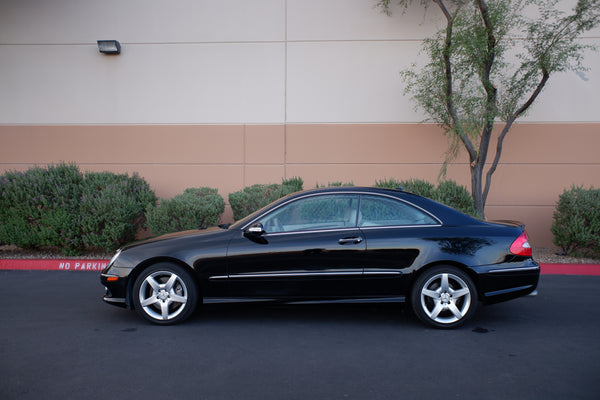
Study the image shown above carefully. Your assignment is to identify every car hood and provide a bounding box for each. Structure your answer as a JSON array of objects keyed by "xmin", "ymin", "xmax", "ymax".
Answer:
[{"xmin": 121, "ymin": 227, "xmax": 230, "ymax": 251}]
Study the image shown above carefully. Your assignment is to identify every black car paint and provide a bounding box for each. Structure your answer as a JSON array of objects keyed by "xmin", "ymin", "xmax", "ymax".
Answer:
[{"xmin": 101, "ymin": 187, "xmax": 539, "ymax": 311}]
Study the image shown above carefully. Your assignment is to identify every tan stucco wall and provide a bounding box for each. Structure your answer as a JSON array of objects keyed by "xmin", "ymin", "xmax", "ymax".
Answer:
[{"xmin": 2, "ymin": 123, "xmax": 599, "ymax": 247}]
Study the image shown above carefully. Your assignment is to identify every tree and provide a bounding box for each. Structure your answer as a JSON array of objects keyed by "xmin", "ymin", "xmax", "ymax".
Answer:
[{"xmin": 377, "ymin": 0, "xmax": 600, "ymax": 218}]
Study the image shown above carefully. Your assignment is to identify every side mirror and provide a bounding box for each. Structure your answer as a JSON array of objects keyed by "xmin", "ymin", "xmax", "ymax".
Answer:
[
  {"xmin": 245, "ymin": 223, "xmax": 265, "ymax": 236},
  {"xmin": 244, "ymin": 223, "xmax": 267, "ymax": 244}
]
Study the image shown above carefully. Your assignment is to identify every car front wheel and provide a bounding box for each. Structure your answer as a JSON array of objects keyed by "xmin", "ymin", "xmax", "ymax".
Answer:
[
  {"xmin": 132, "ymin": 263, "xmax": 198, "ymax": 325},
  {"xmin": 411, "ymin": 266, "xmax": 477, "ymax": 329}
]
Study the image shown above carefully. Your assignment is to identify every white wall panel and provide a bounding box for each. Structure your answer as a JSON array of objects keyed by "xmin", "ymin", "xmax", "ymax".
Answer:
[
  {"xmin": 287, "ymin": 0, "xmax": 440, "ymax": 41},
  {"xmin": 521, "ymin": 41, "xmax": 600, "ymax": 123},
  {"xmin": 287, "ymin": 41, "xmax": 424, "ymax": 123},
  {"xmin": 0, "ymin": 0, "xmax": 285, "ymax": 44},
  {"xmin": 0, "ymin": 43, "xmax": 285, "ymax": 124}
]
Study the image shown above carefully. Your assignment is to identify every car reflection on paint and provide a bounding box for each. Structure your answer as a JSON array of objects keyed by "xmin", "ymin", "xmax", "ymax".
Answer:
[{"xmin": 100, "ymin": 187, "xmax": 539, "ymax": 329}]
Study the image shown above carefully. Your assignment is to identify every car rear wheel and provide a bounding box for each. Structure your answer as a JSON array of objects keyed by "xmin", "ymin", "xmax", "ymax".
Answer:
[
  {"xmin": 411, "ymin": 266, "xmax": 477, "ymax": 329},
  {"xmin": 132, "ymin": 263, "xmax": 198, "ymax": 325}
]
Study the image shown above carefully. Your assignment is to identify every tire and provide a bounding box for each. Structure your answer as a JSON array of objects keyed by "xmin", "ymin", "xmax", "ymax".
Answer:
[
  {"xmin": 411, "ymin": 266, "xmax": 478, "ymax": 329},
  {"xmin": 132, "ymin": 263, "xmax": 198, "ymax": 325}
]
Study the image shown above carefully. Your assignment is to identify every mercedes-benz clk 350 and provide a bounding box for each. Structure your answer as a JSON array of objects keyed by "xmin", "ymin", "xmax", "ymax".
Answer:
[{"xmin": 101, "ymin": 187, "xmax": 539, "ymax": 328}]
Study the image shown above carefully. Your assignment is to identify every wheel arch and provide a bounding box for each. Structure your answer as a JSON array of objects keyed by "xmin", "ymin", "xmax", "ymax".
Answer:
[
  {"xmin": 409, "ymin": 260, "xmax": 480, "ymax": 300},
  {"xmin": 126, "ymin": 256, "xmax": 200, "ymax": 309}
]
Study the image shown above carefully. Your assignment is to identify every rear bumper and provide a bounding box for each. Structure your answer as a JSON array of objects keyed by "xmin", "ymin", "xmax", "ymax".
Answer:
[{"xmin": 471, "ymin": 259, "xmax": 540, "ymax": 304}]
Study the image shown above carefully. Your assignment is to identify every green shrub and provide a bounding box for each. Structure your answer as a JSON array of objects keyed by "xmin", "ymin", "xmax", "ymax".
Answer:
[
  {"xmin": 316, "ymin": 181, "xmax": 355, "ymax": 188},
  {"xmin": 374, "ymin": 178, "xmax": 403, "ymax": 190},
  {"xmin": 229, "ymin": 177, "xmax": 304, "ymax": 220},
  {"xmin": 435, "ymin": 180, "xmax": 479, "ymax": 218},
  {"xmin": 551, "ymin": 186, "xmax": 600, "ymax": 257},
  {"xmin": 146, "ymin": 187, "xmax": 225, "ymax": 235},
  {"xmin": 79, "ymin": 171, "xmax": 157, "ymax": 251},
  {"xmin": 0, "ymin": 163, "xmax": 83, "ymax": 251},
  {"xmin": 0, "ymin": 164, "xmax": 157, "ymax": 255},
  {"xmin": 374, "ymin": 178, "xmax": 478, "ymax": 217}
]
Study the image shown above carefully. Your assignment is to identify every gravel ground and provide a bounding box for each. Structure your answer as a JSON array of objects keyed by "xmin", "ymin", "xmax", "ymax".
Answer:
[{"xmin": 1, "ymin": 244, "xmax": 597, "ymax": 264}]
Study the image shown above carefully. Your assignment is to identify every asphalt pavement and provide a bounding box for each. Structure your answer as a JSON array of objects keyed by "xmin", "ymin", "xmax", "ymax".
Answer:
[{"xmin": 1, "ymin": 271, "xmax": 599, "ymax": 400}]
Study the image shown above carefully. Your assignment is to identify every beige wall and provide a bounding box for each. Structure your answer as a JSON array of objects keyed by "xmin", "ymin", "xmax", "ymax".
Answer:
[
  {"xmin": 2, "ymin": 123, "xmax": 599, "ymax": 247},
  {"xmin": 2, "ymin": 0, "xmax": 599, "ymax": 247}
]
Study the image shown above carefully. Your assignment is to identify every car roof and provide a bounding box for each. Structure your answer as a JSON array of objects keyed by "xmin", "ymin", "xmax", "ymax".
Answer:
[{"xmin": 263, "ymin": 186, "xmax": 482, "ymax": 226}]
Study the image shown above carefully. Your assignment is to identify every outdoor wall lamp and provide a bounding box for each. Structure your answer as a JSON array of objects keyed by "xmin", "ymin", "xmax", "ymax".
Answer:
[{"xmin": 97, "ymin": 40, "xmax": 121, "ymax": 55}]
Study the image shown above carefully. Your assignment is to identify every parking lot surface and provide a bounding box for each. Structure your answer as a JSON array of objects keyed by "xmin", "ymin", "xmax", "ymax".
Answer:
[{"xmin": 1, "ymin": 271, "xmax": 599, "ymax": 400}]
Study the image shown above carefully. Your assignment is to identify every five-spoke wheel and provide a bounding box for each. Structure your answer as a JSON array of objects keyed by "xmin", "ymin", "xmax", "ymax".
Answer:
[
  {"xmin": 132, "ymin": 263, "xmax": 198, "ymax": 325},
  {"xmin": 411, "ymin": 266, "xmax": 477, "ymax": 329}
]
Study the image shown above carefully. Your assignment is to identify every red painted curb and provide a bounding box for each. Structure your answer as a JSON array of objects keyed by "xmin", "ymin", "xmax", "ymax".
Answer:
[
  {"xmin": 0, "ymin": 259, "xmax": 110, "ymax": 271},
  {"xmin": 540, "ymin": 263, "xmax": 600, "ymax": 276},
  {"xmin": 1, "ymin": 259, "xmax": 600, "ymax": 275}
]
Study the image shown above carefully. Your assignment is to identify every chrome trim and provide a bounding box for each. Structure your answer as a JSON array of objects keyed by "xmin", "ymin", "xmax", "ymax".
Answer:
[
  {"xmin": 359, "ymin": 224, "xmax": 442, "ymax": 230},
  {"xmin": 485, "ymin": 285, "xmax": 534, "ymax": 297},
  {"xmin": 264, "ymin": 227, "xmax": 360, "ymax": 237},
  {"xmin": 101, "ymin": 273, "xmax": 120, "ymax": 279},
  {"xmin": 209, "ymin": 275, "xmax": 229, "ymax": 281},
  {"xmin": 103, "ymin": 296, "xmax": 126, "ymax": 304},
  {"xmin": 363, "ymin": 271, "xmax": 402, "ymax": 275},
  {"xmin": 228, "ymin": 271, "xmax": 363, "ymax": 279},
  {"xmin": 487, "ymin": 266, "xmax": 540, "ymax": 274},
  {"xmin": 210, "ymin": 270, "xmax": 401, "ymax": 280}
]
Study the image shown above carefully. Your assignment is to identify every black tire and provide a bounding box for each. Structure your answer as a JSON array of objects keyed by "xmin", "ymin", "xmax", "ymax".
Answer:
[
  {"xmin": 132, "ymin": 262, "xmax": 198, "ymax": 325},
  {"xmin": 411, "ymin": 266, "xmax": 478, "ymax": 329}
]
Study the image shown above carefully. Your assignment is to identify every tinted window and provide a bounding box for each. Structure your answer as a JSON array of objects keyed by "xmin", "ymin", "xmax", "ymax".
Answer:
[
  {"xmin": 358, "ymin": 195, "xmax": 438, "ymax": 227},
  {"xmin": 258, "ymin": 194, "xmax": 359, "ymax": 233}
]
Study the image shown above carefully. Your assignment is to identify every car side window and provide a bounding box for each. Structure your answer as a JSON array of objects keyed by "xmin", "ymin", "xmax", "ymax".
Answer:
[
  {"xmin": 358, "ymin": 195, "xmax": 438, "ymax": 227},
  {"xmin": 258, "ymin": 194, "xmax": 359, "ymax": 233}
]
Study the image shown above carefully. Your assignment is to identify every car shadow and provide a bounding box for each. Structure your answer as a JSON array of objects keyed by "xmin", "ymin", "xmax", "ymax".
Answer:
[{"xmin": 192, "ymin": 301, "xmax": 421, "ymax": 327}]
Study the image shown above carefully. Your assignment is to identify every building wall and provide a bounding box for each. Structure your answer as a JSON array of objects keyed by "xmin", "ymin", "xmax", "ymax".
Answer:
[{"xmin": 1, "ymin": 0, "xmax": 599, "ymax": 246}]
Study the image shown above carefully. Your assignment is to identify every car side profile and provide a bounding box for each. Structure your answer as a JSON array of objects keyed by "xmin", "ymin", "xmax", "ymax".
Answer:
[{"xmin": 100, "ymin": 187, "xmax": 539, "ymax": 328}]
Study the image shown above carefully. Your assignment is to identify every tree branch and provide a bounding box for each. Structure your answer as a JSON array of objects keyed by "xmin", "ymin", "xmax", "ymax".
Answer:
[
  {"xmin": 434, "ymin": 0, "xmax": 478, "ymax": 161},
  {"xmin": 482, "ymin": 70, "xmax": 550, "ymax": 205}
]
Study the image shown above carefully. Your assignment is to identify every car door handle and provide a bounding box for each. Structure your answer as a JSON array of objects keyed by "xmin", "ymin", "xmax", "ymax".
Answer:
[{"xmin": 338, "ymin": 237, "xmax": 363, "ymax": 245}]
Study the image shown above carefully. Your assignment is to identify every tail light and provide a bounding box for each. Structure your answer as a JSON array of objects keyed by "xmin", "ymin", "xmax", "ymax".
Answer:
[{"xmin": 510, "ymin": 231, "xmax": 532, "ymax": 256}]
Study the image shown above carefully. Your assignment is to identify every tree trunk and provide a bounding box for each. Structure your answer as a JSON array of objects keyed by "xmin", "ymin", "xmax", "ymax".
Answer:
[{"xmin": 471, "ymin": 162, "xmax": 485, "ymax": 219}]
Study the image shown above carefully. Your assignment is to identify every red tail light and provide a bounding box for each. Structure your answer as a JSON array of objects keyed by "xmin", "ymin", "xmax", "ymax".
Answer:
[{"xmin": 510, "ymin": 231, "xmax": 532, "ymax": 256}]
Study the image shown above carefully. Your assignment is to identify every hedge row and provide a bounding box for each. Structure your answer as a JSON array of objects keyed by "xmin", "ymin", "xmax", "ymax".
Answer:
[
  {"xmin": 228, "ymin": 177, "xmax": 304, "ymax": 220},
  {"xmin": 375, "ymin": 178, "xmax": 479, "ymax": 218},
  {"xmin": 146, "ymin": 188, "xmax": 225, "ymax": 236},
  {"xmin": 0, "ymin": 163, "xmax": 156, "ymax": 255},
  {"xmin": 8, "ymin": 164, "xmax": 597, "ymax": 259},
  {"xmin": 551, "ymin": 186, "xmax": 600, "ymax": 258}
]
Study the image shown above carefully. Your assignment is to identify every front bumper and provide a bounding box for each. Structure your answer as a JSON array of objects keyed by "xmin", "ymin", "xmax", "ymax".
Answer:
[{"xmin": 100, "ymin": 272, "xmax": 129, "ymax": 308}]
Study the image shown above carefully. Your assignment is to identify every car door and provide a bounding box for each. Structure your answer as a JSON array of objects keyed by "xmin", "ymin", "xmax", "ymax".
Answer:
[
  {"xmin": 226, "ymin": 194, "xmax": 366, "ymax": 298},
  {"xmin": 358, "ymin": 194, "xmax": 441, "ymax": 296}
]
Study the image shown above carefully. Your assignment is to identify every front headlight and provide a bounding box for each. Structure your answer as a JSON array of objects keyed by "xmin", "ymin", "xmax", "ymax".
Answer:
[{"xmin": 108, "ymin": 249, "xmax": 122, "ymax": 268}]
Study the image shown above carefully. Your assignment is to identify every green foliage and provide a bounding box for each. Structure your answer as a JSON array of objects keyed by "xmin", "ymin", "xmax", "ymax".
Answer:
[
  {"xmin": 316, "ymin": 181, "xmax": 355, "ymax": 188},
  {"xmin": 146, "ymin": 188, "xmax": 225, "ymax": 236},
  {"xmin": 0, "ymin": 163, "xmax": 83, "ymax": 252},
  {"xmin": 0, "ymin": 164, "xmax": 157, "ymax": 255},
  {"xmin": 229, "ymin": 177, "xmax": 304, "ymax": 220},
  {"xmin": 551, "ymin": 186, "xmax": 600, "ymax": 258},
  {"xmin": 374, "ymin": 178, "xmax": 478, "ymax": 217},
  {"xmin": 436, "ymin": 180, "xmax": 479, "ymax": 218},
  {"xmin": 376, "ymin": 0, "xmax": 600, "ymax": 218},
  {"xmin": 79, "ymin": 171, "xmax": 157, "ymax": 252}
]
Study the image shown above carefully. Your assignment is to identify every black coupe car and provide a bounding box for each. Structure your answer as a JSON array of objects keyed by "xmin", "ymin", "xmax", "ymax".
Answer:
[{"xmin": 100, "ymin": 187, "xmax": 539, "ymax": 328}]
